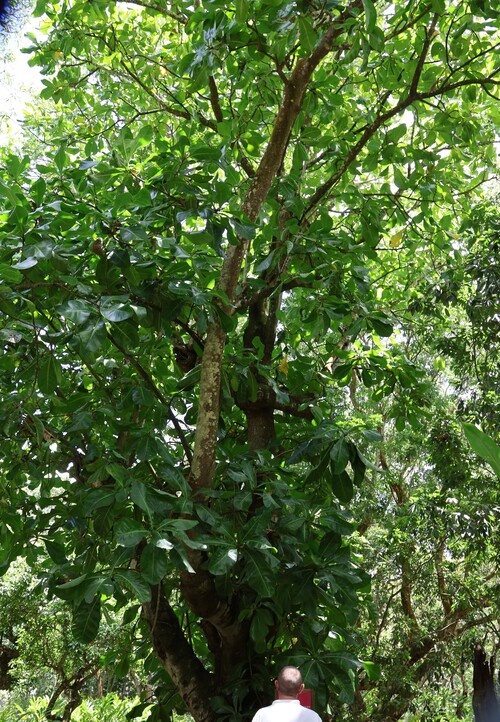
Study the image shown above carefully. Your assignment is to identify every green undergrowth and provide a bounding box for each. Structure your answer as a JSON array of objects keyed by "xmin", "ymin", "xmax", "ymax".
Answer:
[{"xmin": 0, "ymin": 692, "xmax": 158, "ymax": 722}]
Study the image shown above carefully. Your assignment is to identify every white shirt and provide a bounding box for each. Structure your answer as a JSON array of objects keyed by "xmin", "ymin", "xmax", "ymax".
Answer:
[{"xmin": 252, "ymin": 700, "xmax": 322, "ymax": 722}]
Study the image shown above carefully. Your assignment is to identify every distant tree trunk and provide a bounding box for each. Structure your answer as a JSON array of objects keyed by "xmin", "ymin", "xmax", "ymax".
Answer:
[
  {"xmin": 0, "ymin": 645, "xmax": 18, "ymax": 689},
  {"xmin": 473, "ymin": 644, "xmax": 500, "ymax": 722}
]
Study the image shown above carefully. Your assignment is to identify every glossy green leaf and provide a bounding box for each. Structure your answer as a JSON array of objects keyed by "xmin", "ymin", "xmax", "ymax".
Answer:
[
  {"xmin": 37, "ymin": 355, "xmax": 62, "ymax": 394},
  {"xmin": 72, "ymin": 595, "xmax": 101, "ymax": 643},
  {"xmin": 243, "ymin": 550, "xmax": 277, "ymax": 598},
  {"xmin": 0, "ymin": 264, "xmax": 23, "ymax": 284},
  {"xmin": 362, "ymin": 660, "xmax": 382, "ymax": 681},
  {"xmin": 44, "ymin": 539, "xmax": 67, "ymax": 565},
  {"xmin": 58, "ymin": 299, "xmax": 93, "ymax": 324},
  {"xmin": 330, "ymin": 469, "xmax": 354, "ymax": 504},
  {"xmin": 77, "ymin": 321, "xmax": 107, "ymax": 354},
  {"xmin": 235, "ymin": 0, "xmax": 247, "ymax": 23},
  {"xmin": 463, "ymin": 424, "xmax": 500, "ymax": 478},
  {"xmin": 115, "ymin": 518, "xmax": 147, "ymax": 547},
  {"xmin": 100, "ymin": 297, "xmax": 134, "ymax": 322},
  {"xmin": 330, "ymin": 439, "xmax": 350, "ymax": 475},
  {"xmin": 361, "ymin": 0, "xmax": 377, "ymax": 33},
  {"xmin": 298, "ymin": 17, "xmax": 319, "ymax": 53},
  {"xmin": 114, "ymin": 570, "xmax": 152, "ymax": 603},
  {"xmin": 140, "ymin": 543, "xmax": 169, "ymax": 584}
]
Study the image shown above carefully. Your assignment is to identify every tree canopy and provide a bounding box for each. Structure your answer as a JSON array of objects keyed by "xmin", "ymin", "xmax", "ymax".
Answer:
[{"xmin": 0, "ymin": 1, "xmax": 499, "ymax": 720}]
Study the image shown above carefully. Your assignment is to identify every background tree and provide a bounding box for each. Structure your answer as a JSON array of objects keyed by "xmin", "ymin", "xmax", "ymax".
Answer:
[
  {"xmin": 339, "ymin": 201, "xmax": 500, "ymax": 722},
  {"xmin": 0, "ymin": 560, "xmax": 146, "ymax": 721},
  {"xmin": 0, "ymin": 1, "xmax": 499, "ymax": 720}
]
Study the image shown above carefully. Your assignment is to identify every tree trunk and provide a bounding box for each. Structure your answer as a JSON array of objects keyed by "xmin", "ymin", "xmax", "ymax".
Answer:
[
  {"xmin": 143, "ymin": 585, "xmax": 216, "ymax": 722},
  {"xmin": 473, "ymin": 644, "xmax": 500, "ymax": 722},
  {"xmin": 0, "ymin": 644, "xmax": 18, "ymax": 689}
]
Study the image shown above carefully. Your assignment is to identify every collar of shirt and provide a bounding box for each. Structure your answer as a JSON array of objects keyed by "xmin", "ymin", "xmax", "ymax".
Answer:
[{"xmin": 272, "ymin": 700, "xmax": 300, "ymax": 705}]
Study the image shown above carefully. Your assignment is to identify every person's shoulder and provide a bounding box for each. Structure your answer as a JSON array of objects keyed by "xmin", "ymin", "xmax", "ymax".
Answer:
[
  {"xmin": 302, "ymin": 709, "xmax": 322, "ymax": 722},
  {"xmin": 251, "ymin": 705, "xmax": 271, "ymax": 722}
]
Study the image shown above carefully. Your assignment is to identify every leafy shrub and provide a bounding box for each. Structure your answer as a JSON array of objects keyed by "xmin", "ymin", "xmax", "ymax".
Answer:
[{"xmin": 0, "ymin": 693, "xmax": 152, "ymax": 722}]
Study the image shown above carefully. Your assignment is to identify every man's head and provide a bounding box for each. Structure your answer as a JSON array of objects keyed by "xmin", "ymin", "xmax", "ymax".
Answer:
[{"xmin": 275, "ymin": 667, "xmax": 304, "ymax": 699}]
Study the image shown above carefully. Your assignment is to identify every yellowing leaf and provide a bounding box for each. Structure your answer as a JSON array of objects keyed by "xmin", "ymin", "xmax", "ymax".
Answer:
[
  {"xmin": 279, "ymin": 356, "xmax": 288, "ymax": 376},
  {"xmin": 389, "ymin": 231, "xmax": 404, "ymax": 248}
]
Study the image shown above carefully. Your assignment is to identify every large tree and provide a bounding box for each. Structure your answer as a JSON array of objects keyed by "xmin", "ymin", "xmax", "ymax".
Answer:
[{"xmin": 0, "ymin": 1, "xmax": 499, "ymax": 720}]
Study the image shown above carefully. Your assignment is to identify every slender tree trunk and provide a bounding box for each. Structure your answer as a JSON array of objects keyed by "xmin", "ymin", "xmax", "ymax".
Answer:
[{"xmin": 473, "ymin": 644, "xmax": 500, "ymax": 722}]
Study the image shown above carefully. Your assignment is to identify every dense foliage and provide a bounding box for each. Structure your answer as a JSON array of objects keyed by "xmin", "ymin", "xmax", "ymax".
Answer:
[{"xmin": 0, "ymin": 0, "xmax": 499, "ymax": 720}]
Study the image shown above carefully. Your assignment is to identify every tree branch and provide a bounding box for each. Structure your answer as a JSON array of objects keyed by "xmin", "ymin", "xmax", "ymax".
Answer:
[
  {"xmin": 409, "ymin": 15, "xmax": 439, "ymax": 98},
  {"xmin": 111, "ymin": 0, "xmax": 187, "ymax": 23},
  {"xmin": 208, "ymin": 75, "xmax": 223, "ymax": 124},
  {"xmin": 434, "ymin": 539, "xmax": 452, "ymax": 616},
  {"xmin": 301, "ymin": 71, "xmax": 500, "ymax": 219}
]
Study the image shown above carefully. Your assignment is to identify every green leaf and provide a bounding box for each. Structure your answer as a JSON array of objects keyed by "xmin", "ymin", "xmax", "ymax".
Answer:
[
  {"xmin": 122, "ymin": 605, "xmax": 141, "ymax": 625},
  {"xmin": 431, "ymin": 0, "xmax": 445, "ymax": 12},
  {"xmin": 77, "ymin": 321, "xmax": 107, "ymax": 354},
  {"xmin": 137, "ymin": 124, "xmax": 154, "ymax": 146},
  {"xmin": 140, "ymin": 543, "xmax": 169, "ymax": 584},
  {"xmin": 130, "ymin": 480, "xmax": 154, "ymax": 515},
  {"xmin": 54, "ymin": 146, "xmax": 68, "ymax": 173},
  {"xmin": 131, "ymin": 386, "xmax": 156, "ymax": 407},
  {"xmin": 243, "ymin": 550, "xmax": 276, "ymax": 597},
  {"xmin": 100, "ymin": 297, "xmax": 134, "ymax": 322},
  {"xmin": 13, "ymin": 258, "xmax": 38, "ymax": 270},
  {"xmin": 38, "ymin": 355, "xmax": 62, "ymax": 394},
  {"xmin": 393, "ymin": 166, "xmax": 407, "ymax": 189},
  {"xmin": 135, "ymin": 434, "xmax": 160, "ymax": 461},
  {"xmin": 361, "ymin": 0, "xmax": 377, "ymax": 33},
  {"xmin": 463, "ymin": 424, "xmax": 500, "ymax": 478},
  {"xmin": 330, "ymin": 439, "xmax": 350, "ymax": 475},
  {"xmin": 56, "ymin": 575, "xmax": 90, "ymax": 591},
  {"xmin": 249, "ymin": 608, "xmax": 273, "ymax": 649},
  {"xmin": 298, "ymin": 17, "xmax": 319, "ymax": 54},
  {"xmin": 369, "ymin": 317, "xmax": 393, "ymax": 337},
  {"xmin": 207, "ymin": 547, "xmax": 238, "ymax": 575},
  {"xmin": 44, "ymin": 539, "xmax": 67, "ymax": 564},
  {"xmin": 0, "ymin": 264, "xmax": 23, "ymax": 285},
  {"xmin": 332, "ymin": 364, "xmax": 353, "ymax": 384},
  {"xmin": 235, "ymin": 0, "xmax": 248, "ymax": 23},
  {"xmin": 0, "ymin": 178, "xmax": 21, "ymax": 207},
  {"xmin": 115, "ymin": 570, "xmax": 152, "ymax": 603},
  {"xmin": 305, "ymin": 446, "xmax": 332, "ymax": 485},
  {"xmin": 158, "ymin": 518, "xmax": 198, "ymax": 532},
  {"xmin": 362, "ymin": 660, "xmax": 382, "ymax": 681},
  {"xmin": 351, "ymin": 451, "xmax": 366, "ymax": 487},
  {"xmin": 32, "ymin": 416, "xmax": 46, "ymax": 446},
  {"xmin": 58, "ymin": 299, "xmax": 92, "ymax": 324},
  {"xmin": 330, "ymin": 468, "xmax": 354, "ymax": 504},
  {"xmin": 72, "ymin": 595, "xmax": 101, "ymax": 643},
  {"xmin": 79, "ymin": 159, "xmax": 100, "ymax": 170},
  {"xmin": 115, "ymin": 518, "xmax": 147, "ymax": 547},
  {"xmin": 106, "ymin": 463, "xmax": 128, "ymax": 484},
  {"xmin": 83, "ymin": 488, "xmax": 116, "ymax": 514}
]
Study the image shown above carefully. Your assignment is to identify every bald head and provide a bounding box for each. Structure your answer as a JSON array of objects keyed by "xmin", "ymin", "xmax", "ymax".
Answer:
[{"xmin": 276, "ymin": 667, "xmax": 304, "ymax": 697}]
